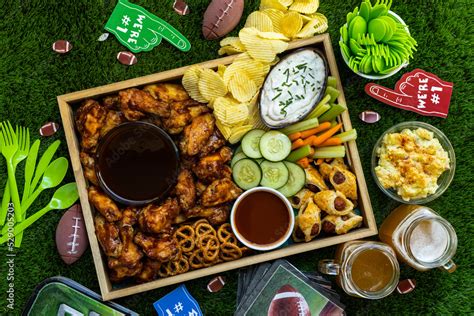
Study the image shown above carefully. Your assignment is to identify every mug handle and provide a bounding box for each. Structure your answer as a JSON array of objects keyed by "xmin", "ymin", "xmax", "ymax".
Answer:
[
  {"xmin": 318, "ymin": 259, "xmax": 341, "ymax": 275},
  {"xmin": 439, "ymin": 259, "xmax": 457, "ymax": 273}
]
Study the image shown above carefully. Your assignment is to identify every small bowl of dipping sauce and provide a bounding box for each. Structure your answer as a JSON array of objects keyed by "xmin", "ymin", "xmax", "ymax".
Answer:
[
  {"xmin": 230, "ymin": 187, "xmax": 294, "ymax": 251},
  {"xmin": 96, "ymin": 121, "xmax": 179, "ymax": 205}
]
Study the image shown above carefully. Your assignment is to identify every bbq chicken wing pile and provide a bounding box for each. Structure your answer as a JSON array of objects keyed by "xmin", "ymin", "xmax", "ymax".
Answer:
[{"xmin": 75, "ymin": 83, "xmax": 243, "ymax": 283}]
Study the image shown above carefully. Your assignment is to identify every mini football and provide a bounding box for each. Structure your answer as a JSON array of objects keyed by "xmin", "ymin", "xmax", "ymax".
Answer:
[
  {"xmin": 55, "ymin": 204, "xmax": 89, "ymax": 265},
  {"xmin": 52, "ymin": 40, "xmax": 72, "ymax": 54},
  {"xmin": 117, "ymin": 51, "xmax": 138, "ymax": 66},
  {"xmin": 39, "ymin": 122, "xmax": 60, "ymax": 137},
  {"xmin": 202, "ymin": 0, "xmax": 244, "ymax": 40},
  {"xmin": 267, "ymin": 284, "xmax": 311, "ymax": 316}
]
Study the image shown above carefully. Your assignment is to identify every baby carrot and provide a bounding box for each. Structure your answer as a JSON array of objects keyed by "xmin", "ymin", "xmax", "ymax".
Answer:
[
  {"xmin": 312, "ymin": 123, "xmax": 343, "ymax": 146},
  {"xmin": 299, "ymin": 122, "xmax": 332, "ymax": 139},
  {"xmin": 291, "ymin": 138, "xmax": 305, "ymax": 150},
  {"xmin": 297, "ymin": 157, "xmax": 310, "ymax": 168},
  {"xmin": 319, "ymin": 137, "xmax": 343, "ymax": 147},
  {"xmin": 288, "ymin": 132, "xmax": 301, "ymax": 141},
  {"xmin": 302, "ymin": 136, "xmax": 317, "ymax": 146}
]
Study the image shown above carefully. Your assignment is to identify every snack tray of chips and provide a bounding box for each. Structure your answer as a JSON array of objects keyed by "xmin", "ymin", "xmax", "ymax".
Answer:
[{"xmin": 57, "ymin": 34, "xmax": 377, "ymax": 300}]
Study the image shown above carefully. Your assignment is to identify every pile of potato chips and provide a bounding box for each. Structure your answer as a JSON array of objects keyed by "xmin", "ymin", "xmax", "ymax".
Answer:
[
  {"xmin": 219, "ymin": 0, "xmax": 328, "ymax": 57},
  {"xmin": 182, "ymin": 0, "xmax": 328, "ymax": 143},
  {"xmin": 182, "ymin": 53, "xmax": 271, "ymax": 144}
]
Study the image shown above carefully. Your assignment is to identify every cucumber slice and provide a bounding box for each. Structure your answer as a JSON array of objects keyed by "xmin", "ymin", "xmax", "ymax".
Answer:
[
  {"xmin": 232, "ymin": 159, "xmax": 262, "ymax": 190},
  {"xmin": 259, "ymin": 131, "xmax": 292, "ymax": 162},
  {"xmin": 260, "ymin": 161, "xmax": 289, "ymax": 189},
  {"xmin": 318, "ymin": 104, "xmax": 347, "ymax": 122},
  {"xmin": 279, "ymin": 118, "xmax": 319, "ymax": 135},
  {"xmin": 241, "ymin": 129, "xmax": 265, "ymax": 159},
  {"xmin": 286, "ymin": 145, "xmax": 312, "ymax": 162},
  {"xmin": 231, "ymin": 152, "xmax": 248, "ymax": 168},
  {"xmin": 278, "ymin": 162, "xmax": 306, "ymax": 197}
]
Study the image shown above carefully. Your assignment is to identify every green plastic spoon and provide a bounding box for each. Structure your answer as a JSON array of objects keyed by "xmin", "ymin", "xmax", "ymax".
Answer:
[
  {"xmin": 21, "ymin": 157, "xmax": 69, "ymax": 214},
  {"xmin": 28, "ymin": 140, "xmax": 60, "ymax": 197},
  {"xmin": 0, "ymin": 183, "xmax": 79, "ymax": 244}
]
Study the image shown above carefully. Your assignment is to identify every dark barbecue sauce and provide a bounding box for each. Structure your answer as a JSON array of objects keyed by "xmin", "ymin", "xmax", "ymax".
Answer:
[
  {"xmin": 235, "ymin": 191, "xmax": 290, "ymax": 245},
  {"xmin": 97, "ymin": 122, "xmax": 179, "ymax": 203}
]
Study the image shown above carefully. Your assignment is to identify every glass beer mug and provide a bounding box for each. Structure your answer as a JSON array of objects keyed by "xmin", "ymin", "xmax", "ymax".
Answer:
[
  {"xmin": 379, "ymin": 204, "xmax": 457, "ymax": 272},
  {"xmin": 318, "ymin": 241, "xmax": 400, "ymax": 299}
]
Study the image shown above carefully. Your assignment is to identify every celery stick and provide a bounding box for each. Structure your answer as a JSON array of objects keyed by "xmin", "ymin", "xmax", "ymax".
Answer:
[
  {"xmin": 335, "ymin": 129, "xmax": 357, "ymax": 142},
  {"xmin": 307, "ymin": 95, "xmax": 331, "ymax": 119},
  {"xmin": 319, "ymin": 104, "xmax": 347, "ymax": 122},
  {"xmin": 286, "ymin": 145, "xmax": 312, "ymax": 162},
  {"xmin": 325, "ymin": 86, "xmax": 340, "ymax": 104},
  {"xmin": 313, "ymin": 146, "xmax": 346, "ymax": 158},
  {"xmin": 327, "ymin": 76, "xmax": 337, "ymax": 88},
  {"xmin": 279, "ymin": 118, "xmax": 319, "ymax": 135},
  {"xmin": 312, "ymin": 104, "xmax": 331, "ymax": 119}
]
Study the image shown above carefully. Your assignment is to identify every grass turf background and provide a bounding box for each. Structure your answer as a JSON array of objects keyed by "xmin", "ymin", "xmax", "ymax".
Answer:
[{"xmin": 0, "ymin": 0, "xmax": 473, "ymax": 314}]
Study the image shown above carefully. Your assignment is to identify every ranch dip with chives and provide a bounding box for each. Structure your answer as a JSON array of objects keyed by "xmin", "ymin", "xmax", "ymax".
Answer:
[{"xmin": 259, "ymin": 49, "xmax": 327, "ymax": 128}]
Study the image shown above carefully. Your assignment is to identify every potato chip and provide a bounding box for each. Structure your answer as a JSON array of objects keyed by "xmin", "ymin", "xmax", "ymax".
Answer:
[
  {"xmin": 198, "ymin": 69, "xmax": 228, "ymax": 102},
  {"xmin": 215, "ymin": 119, "xmax": 232, "ymax": 139},
  {"xmin": 229, "ymin": 125, "xmax": 253, "ymax": 144},
  {"xmin": 257, "ymin": 31, "xmax": 289, "ymax": 41},
  {"xmin": 218, "ymin": 46, "xmax": 243, "ymax": 56},
  {"xmin": 280, "ymin": 12, "xmax": 303, "ymax": 38},
  {"xmin": 217, "ymin": 65, "xmax": 227, "ymax": 78},
  {"xmin": 260, "ymin": 0, "xmax": 287, "ymax": 11},
  {"xmin": 224, "ymin": 53, "xmax": 269, "ymax": 88},
  {"xmin": 229, "ymin": 71, "xmax": 258, "ymax": 102},
  {"xmin": 220, "ymin": 37, "xmax": 246, "ymax": 50},
  {"xmin": 239, "ymin": 28, "xmax": 288, "ymax": 63},
  {"xmin": 289, "ymin": 0, "xmax": 319, "ymax": 14},
  {"xmin": 279, "ymin": 0, "xmax": 294, "ymax": 6},
  {"xmin": 296, "ymin": 13, "xmax": 328, "ymax": 38},
  {"xmin": 245, "ymin": 11, "xmax": 274, "ymax": 32},
  {"xmin": 261, "ymin": 9, "xmax": 285, "ymax": 33},
  {"xmin": 182, "ymin": 66, "xmax": 208, "ymax": 103}
]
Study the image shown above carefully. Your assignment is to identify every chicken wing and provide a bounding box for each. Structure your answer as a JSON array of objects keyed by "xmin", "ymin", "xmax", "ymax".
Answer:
[
  {"xmin": 108, "ymin": 223, "xmax": 143, "ymax": 269},
  {"xmin": 179, "ymin": 113, "xmax": 215, "ymax": 156},
  {"xmin": 175, "ymin": 169, "xmax": 196, "ymax": 210},
  {"xmin": 144, "ymin": 83, "xmax": 190, "ymax": 102},
  {"xmin": 79, "ymin": 151, "xmax": 99, "ymax": 186},
  {"xmin": 201, "ymin": 178, "xmax": 242, "ymax": 207},
  {"xmin": 102, "ymin": 95, "xmax": 120, "ymax": 110},
  {"xmin": 119, "ymin": 88, "xmax": 170, "ymax": 120},
  {"xmin": 75, "ymin": 99, "xmax": 107, "ymax": 152},
  {"xmin": 138, "ymin": 198, "xmax": 180, "ymax": 234},
  {"xmin": 163, "ymin": 100, "xmax": 209, "ymax": 134},
  {"xmin": 193, "ymin": 146, "xmax": 232, "ymax": 183},
  {"xmin": 88, "ymin": 186, "xmax": 122, "ymax": 222},
  {"xmin": 136, "ymin": 258, "xmax": 162, "ymax": 283},
  {"xmin": 200, "ymin": 128, "xmax": 226, "ymax": 157},
  {"xmin": 109, "ymin": 261, "xmax": 143, "ymax": 283},
  {"xmin": 182, "ymin": 204, "xmax": 230, "ymax": 226},
  {"xmin": 134, "ymin": 232, "xmax": 180, "ymax": 262},
  {"xmin": 94, "ymin": 214, "xmax": 123, "ymax": 257},
  {"xmin": 100, "ymin": 110, "xmax": 125, "ymax": 137}
]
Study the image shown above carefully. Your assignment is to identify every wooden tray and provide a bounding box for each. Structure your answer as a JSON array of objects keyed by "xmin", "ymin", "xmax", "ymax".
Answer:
[{"xmin": 58, "ymin": 34, "xmax": 377, "ymax": 300}]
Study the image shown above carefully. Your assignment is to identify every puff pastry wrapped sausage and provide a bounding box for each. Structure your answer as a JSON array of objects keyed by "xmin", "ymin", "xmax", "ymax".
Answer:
[
  {"xmin": 329, "ymin": 166, "xmax": 358, "ymax": 201},
  {"xmin": 319, "ymin": 158, "xmax": 348, "ymax": 181},
  {"xmin": 290, "ymin": 189, "xmax": 314, "ymax": 209},
  {"xmin": 313, "ymin": 190, "xmax": 354, "ymax": 216},
  {"xmin": 304, "ymin": 165, "xmax": 328, "ymax": 193},
  {"xmin": 321, "ymin": 212, "xmax": 363, "ymax": 234},
  {"xmin": 292, "ymin": 199, "xmax": 322, "ymax": 242}
]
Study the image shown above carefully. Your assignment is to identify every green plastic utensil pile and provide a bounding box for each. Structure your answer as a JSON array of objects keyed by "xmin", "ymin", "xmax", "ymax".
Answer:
[
  {"xmin": 0, "ymin": 121, "xmax": 78, "ymax": 247},
  {"xmin": 339, "ymin": 0, "xmax": 417, "ymax": 75}
]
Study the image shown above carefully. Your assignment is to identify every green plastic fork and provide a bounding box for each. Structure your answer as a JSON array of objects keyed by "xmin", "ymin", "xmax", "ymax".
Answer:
[{"xmin": 0, "ymin": 122, "xmax": 22, "ymax": 222}]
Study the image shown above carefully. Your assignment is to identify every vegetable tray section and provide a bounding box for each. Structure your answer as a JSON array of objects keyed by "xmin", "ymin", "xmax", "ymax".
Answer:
[{"xmin": 57, "ymin": 34, "xmax": 376, "ymax": 300}]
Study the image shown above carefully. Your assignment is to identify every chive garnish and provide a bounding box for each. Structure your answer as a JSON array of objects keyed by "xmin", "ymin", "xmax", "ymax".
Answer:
[{"xmin": 272, "ymin": 92, "xmax": 282, "ymax": 101}]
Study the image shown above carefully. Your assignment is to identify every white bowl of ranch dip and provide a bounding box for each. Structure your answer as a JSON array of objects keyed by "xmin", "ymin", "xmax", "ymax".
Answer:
[{"xmin": 259, "ymin": 48, "xmax": 328, "ymax": 129}]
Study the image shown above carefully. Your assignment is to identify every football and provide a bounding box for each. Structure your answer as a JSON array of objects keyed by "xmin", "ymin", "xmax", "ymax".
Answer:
[
  {"xmin": 267, "ymin": 284, "xmax": 311, "ymax": 316},
  {"xmin": 52, "ymin": 40, "xmax": 72, "ymax": 54},
  {"xmin": 39, "ymin": 122, "xmax": 60, "ymax": 137},
  {"xmin": 55, "ymin": 204, "xmax": 89, "ymax": 265},
  {"xmin": 202, "ymin": 0, "xmax": 244, "ymax": 40},
  {"xmin": 117, "ymin": 51, "xmax": 138, "ymax": 66}
]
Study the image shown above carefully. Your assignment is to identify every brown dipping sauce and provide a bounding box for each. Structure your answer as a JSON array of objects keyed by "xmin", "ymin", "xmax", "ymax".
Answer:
[
  {"xmin": 96, "ymin": 122, "xmax": 179, "ymax": 204},
  {"xmin": 234, "ymin": 191, "xmax": 290, "ymax": 245}
]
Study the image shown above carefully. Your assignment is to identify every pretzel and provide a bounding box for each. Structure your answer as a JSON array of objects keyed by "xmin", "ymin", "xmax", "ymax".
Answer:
[
  {"xmin": 217, "ymin": 223, "xmax": 237, "ymax": 244},
  {"xmin": 195, "ymin": 221, "xmax": 216, "ymax": 238},
  {"xmin": 192, "ymin": 219, "xmax": 209, "ymax": 228},
  {"xmin": 158, "ymin": 262, "xmax": 170, "ymax": 278},
  {"xmin": 189, "ymin": 249, "xmax": 205, "ymax": 269},
  {"xmin": 168, "ymin": 256, "xmax": 190, "ymax": 275},
  {"xmin": 197, "ymin": 234, "xmax": 220, "ymax": 262},
  {"xmin": 174, "ymin": 225, "xmax": 195, "ymax": 253},
  {"xmin": 220, "ymin": 242, "xmax": 243, "ymax": 261}
]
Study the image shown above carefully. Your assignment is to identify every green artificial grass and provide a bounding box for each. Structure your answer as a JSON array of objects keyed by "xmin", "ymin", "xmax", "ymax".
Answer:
[{"xmin": 0, "ymin": 0, "xmax": 473, "ymax": 314}]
